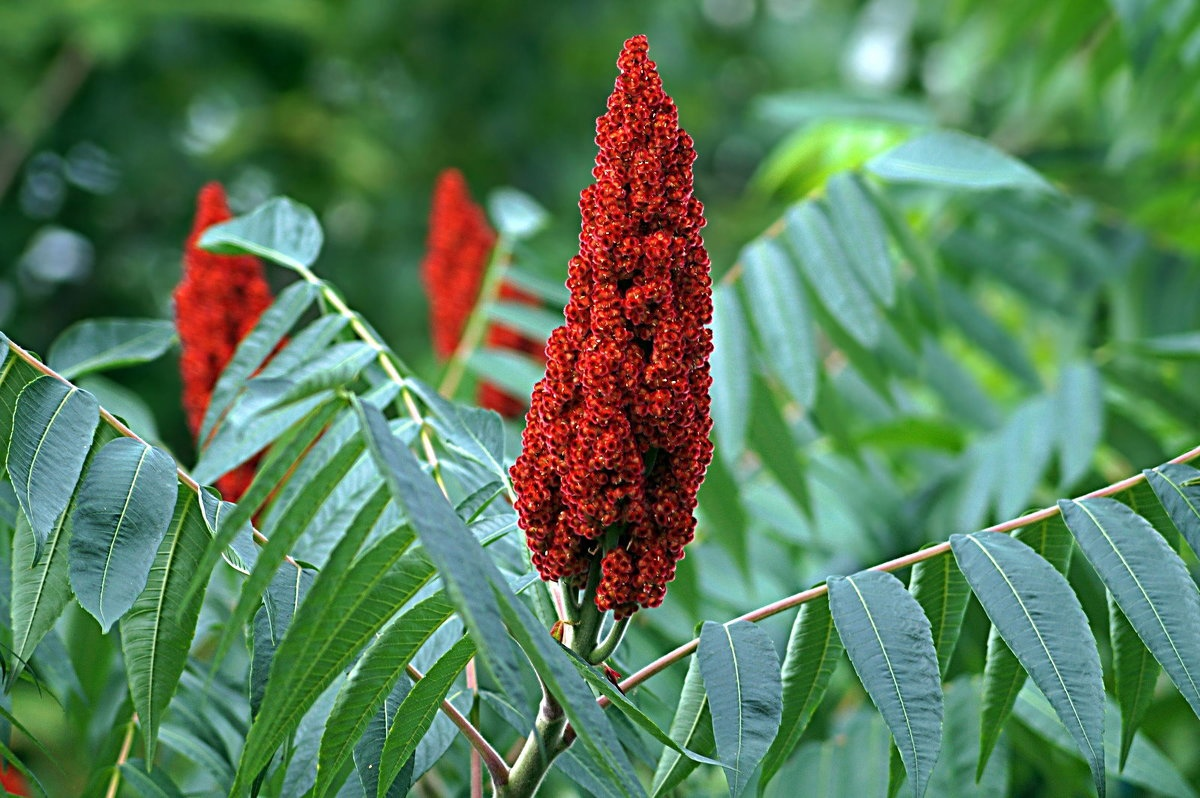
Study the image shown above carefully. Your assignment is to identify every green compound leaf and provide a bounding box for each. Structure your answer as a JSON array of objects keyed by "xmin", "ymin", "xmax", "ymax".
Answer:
[{"xmin": 828, "ymin": 571, "xmax": 943, "ymax": 798}]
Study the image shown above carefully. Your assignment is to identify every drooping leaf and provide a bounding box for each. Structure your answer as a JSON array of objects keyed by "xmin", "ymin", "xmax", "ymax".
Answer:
[
  {"xmin": 951, "ymin": 531, "xmax": 1105, "ymax": 796},
  {"xmin": 1144, "ymin": 463, "xmax": 1200, "ymax": 559},
  {"xmin": 120, "ymin": 490, "xmax": 209, "ymax": 764},
  {"xmin": 7, "ymin": 376, "xmax": 98, "ymax": 559},
  {"xmin": 192, "ymin": 392, "xmax": 329, "ymax": 486},
  {"xmin": 118, "ymin": 759, "xmax": 186, "ymax": 798},
  {"xmin": 199, "ymin": 196, "xmax": 324, "ymax": 272},
  {"xmin": 698, "ymin": 620, "xmax": 782, "ymax": 798},
  {"xmin": 710, "ymin": 283, "xmax": 751, "ymax": 463},
  {"xmin": 465, "ymin": 348, "xmax": 544, "ymax": 403},
  {"xmin": 282, "ymin": 677, "xmax": 343, "ymax": 797},
  {"xmin": 824, "ymin": 172, "xmax": 895, "ymax": 305},
  {"xmin": 1108, "ymin": 593, "xmax": 1159, "ymax": 769},
  {"xmin": 759, "ymin": 594, "xmax": 844, "ymax": 790},
  {"xmin": 1059, "ymin": 498, "xmax": 1200, "ymax": 723},
  {"xmin": 828, "ymin": 571, "xmax": 943, "ymax": 798},
  {"xmin": 1014, "ymin": 687, "xmax": 1198, "ymax": 798},
  {"xmin": 651, "ymin": 657, "xmax": 715, "ymax": 798},
  {"xmin": 739, "ymin": 238, "xmax": 816, "ymax": 408},
  {"xmin": 908, "ymin": 551, "xmax": 971, "ymax": 678},
  {"xmin": 353, "ymin": 677, "xmax": 413, "ymax": 798},
  {"xmin": 976, "ymin": 516, "xmax": 1073, "ymax": 777},
  {"xmin": 46, "ymin": 318, "xmax": 176, "ymax": 380},
  {"xmin": 747, "ymin": 379, "xmax": 810, "ymax": 515},
  {"xmin": 314, "ymin": 594, "xmax": 456, "ymax": 798},
  {"xmin": 785, "ymin": 201, "xmax": 881, "ymax": 348},
  {"xmin": 866, "ymin": 131, "xmax": 1054, "ymax": 193},
  {"xmin": 375, "ymin": 636, "xmax": 475, "ymax": 797},
  {"xmin": 250, "ymin": 562, "xmax": 316, "ymax": 719},
  {"xmin": 232, "ymin": 531, "xmax": 432, "ymax": 793},
  {"xmin": 68, "ymin": 438, "xmax": 179, "ymax": 632},
  {"xmin": 0, "ymin": 351, "xmax": 47, "ymax": 469}
]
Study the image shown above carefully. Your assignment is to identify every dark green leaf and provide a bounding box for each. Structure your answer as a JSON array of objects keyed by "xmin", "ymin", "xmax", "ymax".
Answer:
[
  {"xmin": 975, "ymin": 517, "xmax": 1073, "ymax": 778},
  {"xmin": 121, "ymin": 490, "xmax": 208, "ymax": 763},
  {"xmin": 354, "ymin": 677, "xmax": 412, "ymax": 798},
  {"xmin": 951, "ymin": 531, "xmax": 1104, "ymax": 796},
  {"xmin": 828, "ymin": 571, "xmax": 943, "ymax": 798},
  {"xmin": 8, "ymin": 376, "xmax": 99, "ymax": 559},
  {"xmin": 909, "ymin": 551, "xmax": 970, "ymax": 678},
  {"xmin": 760, "ymin": 594, "xmax": 844, "ymax": 790},
  {"xmin": 866, "ymin": 131, "xmax": 1054, "ymax": 192},
  {"xmin": 698, "ymin": 620, "xmax": 782, "ymax": 798},
  {"xmin": 1059, "ymin": 498, "xmax": 1200, "ymax": 724},
  {"xmin": 1108, "ymin": 594, "xmax": 1159, "ymax": 769},
  {"xmin": 199, "ymin": 196, "xmax": 324, "ymax": 271},
  {"xmin": 119, "ymin": 759, "xmax": 186, "ymax": 797},
  {"xmin": 1144, "ymin": 463, "xmax": 1200, "ymax": 560},
  {"xmin": 68, "ymin": 438, "xmax": 179, "ymax": 632},
  {"xmin": 375, "ymin": 637, "xmax": 475, "ymax": 797},
  {"xmin": 651, "ymin": 657, "xmax": 715, "ymax": 797},
  {"xmin": 46, "ymin": 318, "xmax": 176, "ymax": 380}
]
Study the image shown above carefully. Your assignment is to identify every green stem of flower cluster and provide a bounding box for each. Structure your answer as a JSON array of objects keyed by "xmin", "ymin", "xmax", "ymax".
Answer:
[{"xmin": 438, "ymin": 237, "xmax": 514, "ymax": 400}]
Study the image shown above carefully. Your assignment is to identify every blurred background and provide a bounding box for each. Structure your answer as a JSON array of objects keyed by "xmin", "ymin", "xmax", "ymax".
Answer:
[
  {"xmin": 4, "ymin": 2, "xmax": 1200, "ymax": 794},
  {"xmin": 5, "ymin": 0, "xmax": 1194, "ymax": 455}
]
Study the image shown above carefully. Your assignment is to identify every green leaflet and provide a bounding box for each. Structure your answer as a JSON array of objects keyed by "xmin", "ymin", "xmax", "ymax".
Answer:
[
  {"xmin": 1144, "ymin": 463, "xmax": 1200, "ymax": 559},
  {"xmin": 68, "ymin": 437, "xmax": 179, "ymax": 632},
  {"xmin": 698, "ymin": 620, "xmax": 782, "ymax": 798},
  {"xmin": 486, "ymin": 300, "xmax": 564, "ymax": 342},
  {"xmin": 975, "ymin": 516, "xmax": 1073, "ymax": 778},
  {"xmin": 199, "ymin": 196, "xmax": 324, "ymax": 272},
  {"xmin": 8, "ymin": 376, "xmax": 99, "ymax": 560},
  {"xmin": 784, "ymin": 200, "xmax": 881, "ymax": 348},
  {"xmin": 1059, "ymin": 498, "xmax": 1200, "ymax": 724},
  {"xmin": 120, "ymin": 490, "xmax": 209, "ymax": 764},
  {"xmin": 46, "ymin": 318, "xmax": 176, "ymax": 380},
  {"xmin": 759, "ymin": 594, "xmax": 843, "ymax": 791},
  {"xmin": 651, "ymin": 656, "xmax": 715, "ymax": 797},
  {"xmin": 464, "ymin": 347, "xmax": 545, "ymax": 403},
  {"xmin": 866, "ymin": 130, "xmax": 1055, "ymax": 192},
  {"xmin": 739, "ymin": 237, "xmax": 816, "ymax": 408},
  {"xmin": 198, "ymin": 280, "xmax": 319, "ymax": 445},
  {"xmin": 828, "ymin": 571, "xmax": 943, "ymax": 798},
  {"xmin": 1108, "ymin": 593, "xmax": 1159, "ymax": 769},
  {"xmin": 119, "ymin": 759, "xmax": 186, "ymax": 797},
  {"xmin": 908, "ymin": 551, "xmax": 971, "ymax": 678},
  {"xmin": 951, "ymin": 531, "xmax": 1105, "ymax": 797},
  {"xmin": 354, "ymin": 677, "xmax": 413, "ymax": 798},
  {"xmin": 8, "ymin": 423, "xmax": 118, "ymax": 687},
  {"xmin": 374, "ymin": 636, "xmax": 475, "ymax": 797},
  {"xmin": 313, "ymin": 593, "xmax": 456, "ymax": 798},
  {"xmin": 232, "ymin": 533, "xmax": 434, "ymax": 794},
  {"xmin": 488, "ymin": 186, "xmax": 549, "ymax": 240},
  {"xmin": 824, "ymin": 172, "xmax": 896, "ymax": 305},
  {"xmin": 709, "ymin": 283, "xmax": 751, "ymax": 463}
]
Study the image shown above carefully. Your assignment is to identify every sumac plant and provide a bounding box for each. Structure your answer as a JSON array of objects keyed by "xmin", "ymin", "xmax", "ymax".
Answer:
[{"xmin": 3, "ymin": 32, "xmax": 1200, "ymax": 798}]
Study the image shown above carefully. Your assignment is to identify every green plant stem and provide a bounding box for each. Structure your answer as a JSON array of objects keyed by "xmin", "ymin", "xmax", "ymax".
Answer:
[
  {"xmin": 437, "ymin": 238, "xmax": 514, "ymax": 400},
  {"xmin": 497, "ymin": 684, "xmax": 568, "ymax": 798},
  {"xmin": 599, "ymin": 439, "xmax": 1200, "ymax": 707},
  {"xmin": 103, "ymin": 712, "xmax": 138, "ymax": 798},
  {"xmin": 587, "ymin": 616, "xmax": 630, "ymax": 665}
]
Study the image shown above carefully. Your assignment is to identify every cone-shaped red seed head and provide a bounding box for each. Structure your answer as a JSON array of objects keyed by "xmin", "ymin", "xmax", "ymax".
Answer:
[
  {"xmin": 421, "ymin": 168, "xmax": 498, "ymax": 359},
  {"xmin": 174, "ymin": 182, "xmax": 274, "ymax": 501},
  {"xmin": 510, "ymin": 35, "xmax": 714, "ymax": 619}
]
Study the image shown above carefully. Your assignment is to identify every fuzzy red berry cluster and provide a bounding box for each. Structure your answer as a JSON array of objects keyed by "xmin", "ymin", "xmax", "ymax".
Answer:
[
  {"xmin": 421, "ymin": 168, "xmax": 546, "ymax": 417},
  {"xmin": 511, "ymin": 35, "xmax": 714, "ymax": 620},
  {"xmin": 174, "ymin": 182, "xmax": 274, "ymax": 502}
]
